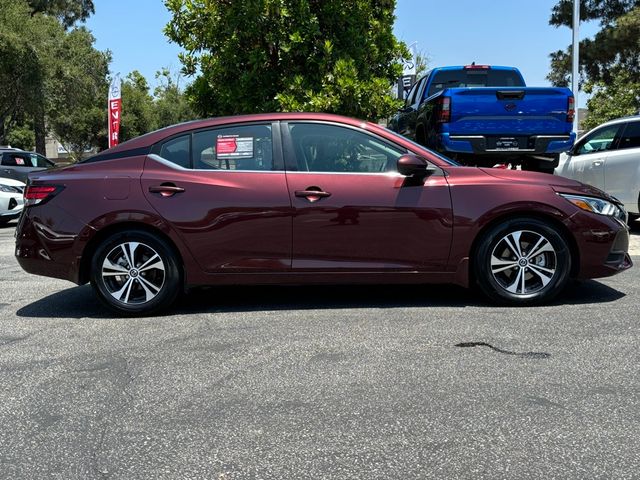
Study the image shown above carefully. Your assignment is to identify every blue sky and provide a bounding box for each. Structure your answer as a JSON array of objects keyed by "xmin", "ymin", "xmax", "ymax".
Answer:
[{"xmin": 84, "ymin": 0, "xmax": 597, "ymax": 105}]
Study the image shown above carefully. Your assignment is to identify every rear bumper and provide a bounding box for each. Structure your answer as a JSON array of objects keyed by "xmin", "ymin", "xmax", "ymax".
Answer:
[
  {"xmin": 439, "ymin": 132, "xmax": 576, "ymax": 156},
  {"xmin": 15, "ymin": 206, "xmax": 86, "ymax": 284}
]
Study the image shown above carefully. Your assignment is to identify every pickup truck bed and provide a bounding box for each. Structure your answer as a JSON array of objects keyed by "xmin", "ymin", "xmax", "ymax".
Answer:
[{"xmin": 389, "ymin": 65, "xmax": 576, "ymax": 172}]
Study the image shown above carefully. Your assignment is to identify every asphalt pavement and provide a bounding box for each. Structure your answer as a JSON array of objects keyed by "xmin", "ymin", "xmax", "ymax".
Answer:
[{"xmin": 0, "ymin": 220, "xmax": 639, "ymax": 479}]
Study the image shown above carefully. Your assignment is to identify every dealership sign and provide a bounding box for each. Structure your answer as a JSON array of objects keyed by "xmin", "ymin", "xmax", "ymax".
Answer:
[{"xmin": 108, "ymin": 75, "xmax": 122, "ymax": 149}]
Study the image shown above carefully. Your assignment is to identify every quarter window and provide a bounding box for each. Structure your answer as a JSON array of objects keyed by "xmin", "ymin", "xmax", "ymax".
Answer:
[
  {"xmin": 159, "ymin": 135, "xmax": 190, "ymax": 168},
  {"xmin": 192, "ymin": 125, "xmax": 273, "ymax": 171},
  {"xmin": 577, "ymin": 124, "xmax": 622, "ymax": 155},
  {"xmin": 618, "ymin": 121, "xmax": 640, "ymax": 150},
  {"xmin": 287, "ymin": 123, "xmax": 405, "ymax": 173}
]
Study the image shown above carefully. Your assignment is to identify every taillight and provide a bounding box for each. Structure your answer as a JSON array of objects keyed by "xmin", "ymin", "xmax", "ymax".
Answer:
[
  {"xmin": 24, "ymin": 185, "xmax": 62, "ymax": 207},
  {"xmin": 567, "ymin": 96, "xmax": 575, "ymax": 124},
  {"xmin": 436, "ymin": 96, "xmax": 451, "ymax": 123},
  {"xmin": 464, "ymin": 64, "xmax": 490, "ymax": 70}
]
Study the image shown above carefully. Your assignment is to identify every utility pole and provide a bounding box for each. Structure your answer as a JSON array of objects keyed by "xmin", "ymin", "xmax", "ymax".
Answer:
[{"xmin": 572, "ymin": 0, "xmax": 580, "ymax": 132}]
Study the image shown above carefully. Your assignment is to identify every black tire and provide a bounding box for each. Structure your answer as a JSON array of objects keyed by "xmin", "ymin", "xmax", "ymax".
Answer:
[
  {"xmin": 473, "ymin": 218, "xmax": 572, "ymax": 305},
  {"xmin": 90, "ymin": 229, "xmax": 181, "ymax": 316}
]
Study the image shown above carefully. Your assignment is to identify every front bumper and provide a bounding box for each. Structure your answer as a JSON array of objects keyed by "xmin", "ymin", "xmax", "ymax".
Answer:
[{"xmin": 571, "ymin": 214, "xmax": 633, "ymax": 280}]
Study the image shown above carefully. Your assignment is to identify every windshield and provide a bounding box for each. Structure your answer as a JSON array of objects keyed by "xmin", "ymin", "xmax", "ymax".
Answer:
[
  {"xmin": 427, "ymin": 69, "xmax": 525, "ymax": 98},
  {"xmin": 382, "ymin": 128, "xmax": 461, "ymax": 166}
]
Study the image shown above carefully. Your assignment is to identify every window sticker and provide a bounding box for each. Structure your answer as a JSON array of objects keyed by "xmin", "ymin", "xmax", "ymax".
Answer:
[
  {"xmin": 216, "ymin": 135, "xmax": 254, "ymax": 159},
  {"xmin": 14, "ymin": 156, "xmax": 25, "ymax": 165}
]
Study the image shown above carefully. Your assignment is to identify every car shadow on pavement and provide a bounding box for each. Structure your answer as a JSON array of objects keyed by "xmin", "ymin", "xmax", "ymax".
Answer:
[{"xmin": 16, "ymin": 280, "xmax": 625, "ymax": 319}]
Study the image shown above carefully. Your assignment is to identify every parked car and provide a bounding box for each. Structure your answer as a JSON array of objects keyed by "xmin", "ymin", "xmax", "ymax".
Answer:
[
  {"xmin": 15, "ymin": 113, "xmax": 631, "ymax": 315},
  {"xmin": 0, "ymin": 177, "xmax": 25, "ymax": 226},
  {"xmin": 555, "ymin": 116, "xmax": 640, "ymax": 223},
  {"xmin": 388, "ymin": 65, "xmax": 576, "ymax": 172},
  {"xmin": 0, "ymin": 147, "xmax": 56, "ymax": 183}
]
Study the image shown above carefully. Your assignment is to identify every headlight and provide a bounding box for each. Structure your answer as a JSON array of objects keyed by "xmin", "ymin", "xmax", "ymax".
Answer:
[
  {"xmin": 560, "ymin": 194, "xmax": 626, "ymax": 220},
  {"xmin": 0, "ymin": 184, "xmax": 21, "ymax": 193}
]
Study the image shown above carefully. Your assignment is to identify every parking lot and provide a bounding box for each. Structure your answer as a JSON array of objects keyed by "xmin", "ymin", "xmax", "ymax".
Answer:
[{"xmin": 0, "ymin": 220, "xmax": 639, "ymax": 479}]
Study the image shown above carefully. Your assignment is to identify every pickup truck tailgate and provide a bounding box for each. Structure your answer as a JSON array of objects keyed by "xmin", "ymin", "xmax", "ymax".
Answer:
[{"xmin": 446, "ymin": 87, "xmax": 571, "ymax": 135}]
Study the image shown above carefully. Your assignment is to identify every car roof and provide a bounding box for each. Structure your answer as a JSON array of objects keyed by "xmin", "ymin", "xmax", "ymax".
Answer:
[
  {"xmin": 600, "ymin": 115, "xmax": 640, "ymax": 127},
  {"xmin": 94, "ymin": 112, "xmax": 383, "ymax": 155}
]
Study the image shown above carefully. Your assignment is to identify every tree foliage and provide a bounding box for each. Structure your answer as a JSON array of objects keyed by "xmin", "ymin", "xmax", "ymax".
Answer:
[
  {"xmin": 582, "ymin": 68, "xmax": 640, "ymax": 130},
  {"xmin": 118, "ymin": 69, "xmax": 195, "ymax": 143},
  {"xmin": 164, "ymin": 0, "xmax": 408, "ymax": 120},
  {"xmin": 27, "ymin": 0, "xmax": 95, "ymax": 28},
  {"xmin": 0, "ymin": 0, "xmax": 107, "ymax": 159},
  {"xmin": 548, "ymin": 0, "xmax": 640, "ymax": 86}
]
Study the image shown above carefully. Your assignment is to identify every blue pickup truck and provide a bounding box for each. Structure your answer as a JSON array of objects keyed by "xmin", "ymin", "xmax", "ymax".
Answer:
[{"xmin": 388, "ymin": 65, "xmax": 576, "ymax": 172}]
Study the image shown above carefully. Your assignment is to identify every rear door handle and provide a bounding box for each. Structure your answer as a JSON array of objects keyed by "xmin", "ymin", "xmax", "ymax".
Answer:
[
  {"xmin": 592, "ymin": 160, "xmax": 603, "ymax": 167},
  {"xmin": 295, "ymin": 188, "xmax": 332, "ymax": 202},
  {"xmin": 149, "ymin": 184, "xmax": 185, "ymax": 197}
]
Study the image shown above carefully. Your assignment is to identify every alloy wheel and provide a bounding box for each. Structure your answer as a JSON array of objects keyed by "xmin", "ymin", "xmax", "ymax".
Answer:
[
  {"xmin": 490, "ymin": 230, "xmax": 558, "ymax": 296},
  {"xmin": 101, "ymin": 242, "xmax": 166, "ymax": 305}
]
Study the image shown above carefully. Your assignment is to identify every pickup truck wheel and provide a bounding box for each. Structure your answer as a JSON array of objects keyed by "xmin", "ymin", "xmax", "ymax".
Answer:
[{"xmin": 473, "ymin": 218, "xmax": 572, "ymax": 305}]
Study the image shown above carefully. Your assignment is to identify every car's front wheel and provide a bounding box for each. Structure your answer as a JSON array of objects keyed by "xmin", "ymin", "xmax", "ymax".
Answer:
[
  {"xmin": 90, "ymin": 230, "xmax": 181, "ymax": 315},
  {"xmin": 473, "ymin": 218, "xmax": 572, "ymax": 305}
]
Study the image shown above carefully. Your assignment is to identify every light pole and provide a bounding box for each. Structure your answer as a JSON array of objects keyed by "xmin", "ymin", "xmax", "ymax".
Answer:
[{"xmin": 572, "ymin": 0, "xmax": 580, "ymax": 132}]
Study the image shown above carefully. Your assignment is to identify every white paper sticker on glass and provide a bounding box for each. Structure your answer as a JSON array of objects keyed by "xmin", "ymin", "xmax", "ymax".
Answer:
[{"xmin": 216, "ymin": 135, "xmax": 254, "ymax": 159}]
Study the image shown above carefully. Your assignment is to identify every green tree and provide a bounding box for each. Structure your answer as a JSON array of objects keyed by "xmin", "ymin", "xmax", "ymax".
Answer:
[
  {"xmin": 119, "ymin": 71, "xmax": 157, "ymax": 141},
  {"xmin": 27, "ymin": 0, "xmax": 95, "ymax": 28},
  {"xmin": 46, "ymin": 27, "xmax": 110, "ymax": 160},
  {"xmin": 153, "ymin": 68, "xmax": 195, "ymax": 128},
  {"xmin": 548, "ymin": 1, "xmax": 640, "ymax": 86},
  {"xmin": 582, "ymin": 68, "xmax": 640, "ymax": 130},
  {"xmin": 164, "ymin": 0, "xmax": 409, "ymax": 120},
  {"xmin": 0, "ymin": 0, "xmax": 107, "ymax": 158}
]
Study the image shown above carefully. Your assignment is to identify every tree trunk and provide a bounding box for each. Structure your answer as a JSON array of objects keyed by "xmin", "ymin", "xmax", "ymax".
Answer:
[{"xmin": 34, "ymin": 102, "xmax": 46, "ymax": 155}]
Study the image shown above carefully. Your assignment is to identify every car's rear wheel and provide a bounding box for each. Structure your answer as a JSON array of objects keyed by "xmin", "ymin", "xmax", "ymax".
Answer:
[
  {"xmin": 90, "ymin": 230, "xmax": 181, "ymax": 315},
  {"xmin": 473, "ymin": 218, "xmax": 572, "ymax": 305}
]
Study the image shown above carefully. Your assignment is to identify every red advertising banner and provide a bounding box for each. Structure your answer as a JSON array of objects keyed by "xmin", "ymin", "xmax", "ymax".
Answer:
[{"xmin": 108, "ymin": 75, "xmax": 122, "ymax": 148}]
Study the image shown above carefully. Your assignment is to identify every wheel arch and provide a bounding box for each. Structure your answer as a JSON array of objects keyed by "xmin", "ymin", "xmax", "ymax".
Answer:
[
  {"xmin": 78, "ymin": 221, "xmax": 185, "ymax": 286},
  {"xmin": 467, "ymin": 210, "xmax": 581, "ymax": 284}
]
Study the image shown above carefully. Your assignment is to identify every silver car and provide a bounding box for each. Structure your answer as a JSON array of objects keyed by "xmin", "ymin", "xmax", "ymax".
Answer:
[
  {"xmin": 556, "ymin": 115, "xmax": 640, "ymax": 223},
  {"xmin": 0, "ymin": 148, "xmax": 55, "ymax": 183}
]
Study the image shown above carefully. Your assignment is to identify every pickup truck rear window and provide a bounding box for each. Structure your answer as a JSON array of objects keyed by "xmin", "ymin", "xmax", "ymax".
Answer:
[{"xmin": 427, "ymin": 69, "xmax": 525, "ymax": 98}]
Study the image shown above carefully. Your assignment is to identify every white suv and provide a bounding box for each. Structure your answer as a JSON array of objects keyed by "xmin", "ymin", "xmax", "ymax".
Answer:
[{"xmin": 556, "ymin": 116, "xmax": 640, "ymax": 222}]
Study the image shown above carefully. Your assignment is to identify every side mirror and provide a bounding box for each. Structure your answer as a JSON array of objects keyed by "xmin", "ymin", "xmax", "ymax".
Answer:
[{"xmin": 397, "ymin": 154, "xmax": 435, "ymax": 180}]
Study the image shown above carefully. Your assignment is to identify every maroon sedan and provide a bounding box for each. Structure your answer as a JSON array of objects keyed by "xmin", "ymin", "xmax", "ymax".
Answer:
[{"xmin": 15, "ymin": 113, "xmax": 631, "ymax": 315}]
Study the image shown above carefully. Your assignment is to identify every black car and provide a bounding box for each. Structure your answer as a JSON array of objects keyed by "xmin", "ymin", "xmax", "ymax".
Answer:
[{"xmin": 0, "ymin": 147, "xmax": 56, "ymax": 183}]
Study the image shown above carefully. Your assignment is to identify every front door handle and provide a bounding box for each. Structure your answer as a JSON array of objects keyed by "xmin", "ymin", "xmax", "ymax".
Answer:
[
  {"xmin": 295, "ymin": 188, "xmax": 332, "ymax": 202},
  {"xmin": 592, "ymin": 160, "xmax": 603, "ymax": 167},
  {"xmin": 149, "ymin": 184, "xmax": 185, "ymax": 197}
]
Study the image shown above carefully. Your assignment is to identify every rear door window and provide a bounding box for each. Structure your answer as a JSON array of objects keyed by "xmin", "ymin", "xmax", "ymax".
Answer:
[
  {"xmin": 192, "ymin": 124, "xmax": 274, "ymax": 171},
  {"xmin": 618, "ymin": 121, "xmax": 640, "ymax": 151}
]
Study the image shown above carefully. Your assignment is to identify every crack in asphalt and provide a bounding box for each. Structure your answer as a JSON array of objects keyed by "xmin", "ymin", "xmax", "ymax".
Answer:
[
  {"xmin": 88, "ymin": 356, "xmax": 137, "ymax": 480},
  {"xmin": 455, "ymin": 342, "xmax": 551, "ymax": 359},
  {"xmin": 0, "ymin": 334, "xmax": 31, "ymax": 347}
]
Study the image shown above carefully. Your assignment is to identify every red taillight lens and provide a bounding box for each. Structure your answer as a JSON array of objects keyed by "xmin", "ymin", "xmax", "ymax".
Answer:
[
  {"xmin": 567, "ymin": 96, "xmax": 575, "ymax": 124},
  {"xmin": 436, "ymin": 96, "xmax": 451, "ymax": 123},
  {"xmin": 24, "ymin": 185, "xmax": 61, "ymax": 206},
  {"xmin": 464, "ymin": 64, "xmax": 490, "ymax": 70}
]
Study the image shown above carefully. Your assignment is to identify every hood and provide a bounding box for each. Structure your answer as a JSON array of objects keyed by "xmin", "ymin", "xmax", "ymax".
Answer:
[
  {"xmin": 479, "ymin": 168, "xmax": 622, "ymax": 204},
  {"xmin": 0, "ymin": 177, "xmax": 26, "ymax": 187}
]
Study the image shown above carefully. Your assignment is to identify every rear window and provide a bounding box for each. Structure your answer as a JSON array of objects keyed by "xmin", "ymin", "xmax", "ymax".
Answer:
[{"xmin": 427, "ymin": 69, "xmax": 525, "ymax": 98}]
